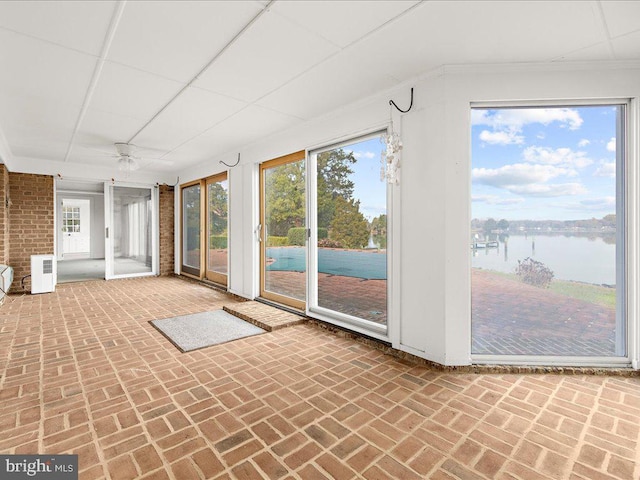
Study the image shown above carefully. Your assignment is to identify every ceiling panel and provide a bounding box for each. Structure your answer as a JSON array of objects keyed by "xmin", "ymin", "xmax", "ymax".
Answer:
[
  {"xmin": 107, "ymin": 1, "xmax": 265, "ymax": 82},
  {"xmin": 550, "ymin": 42, "xmax": 613, "ymax": 62},
  {"xmin": 0, "ymin": 1, "xmax": 115, "ymax": 56},
  {"xmin": 600, "ymin": 1, "xmax": 640, "ymax": 38},
  {"xmin": 0, "ymin": 29, "xmax": 96, "ymax": 107},
  {"xmin": 349, "ymin": 1, "xmax": 605, "ymax": 82},
  {"xmin": 5, "ymin": 129, "xmax": 69, "ymax": 163},
  {"xmin": 75, "ymin": 108, "xmax": 147, "ymax": 149},
  {"xmin": 194, "ymin": 10, "xmax": 339, "ymax": 103},
  {"xmin": 132, "ymin": 87, "xmax": 248, "ymax": 151},
  {"xmin": 165, "ymin": 105, "xmax": 302, "ymax": 164},
  {"xmin": 610, "ymin": 30, "xmax": 640, "ymax": 60},
  {"xmin": 272, "ymin": 0, "xmax": 419, "ymax": 48},
  {"xmin": 256, "ymin": 51, "xmax": 399, "ymax": 120},
  {"xmin": 89, "ymin": 61, "xmax": 183, "ymax": 121}
]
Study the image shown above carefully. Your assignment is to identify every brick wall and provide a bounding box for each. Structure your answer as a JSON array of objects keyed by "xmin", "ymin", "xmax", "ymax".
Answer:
[
  {"xmin": 8, "ymin": 173, "xmax": 54, "ymax": 292},
  {"xmin": 0, "ymin": 165, "xmax": 8, "ymax": 265},
  {"xmin": 159, "ymin": 184, "xmax": 175, "ymax": 276}
]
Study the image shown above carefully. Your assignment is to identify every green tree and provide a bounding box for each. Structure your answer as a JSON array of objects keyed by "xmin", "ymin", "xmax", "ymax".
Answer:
[
  {"xmin": 483, "ymin": 218, "xmax": 497, "ymax": 235},
  {"xmin": 264, "ymin": 161, "xmax": 305, "ymax": 237},
  {"xmin": 602, "ymin": 214, "xmax": 616, "ymax": 228},
  {"xmin": 497, "ymin": 219, "xmax": 509, "ymax": 231},
  {"xmin": 208, "ymin": 182, "xmax": 228, "ymax": 235},
  {"xmin": 317, "ymin": 148, "xmax": 356, "ymax": 229},
  {"xmin": 330, "ymin": 196, "xmax": 369, "ymax": 249},
  {"xmin": 371, "ymin": 214, "xmax": 387, "ymax": 235}
]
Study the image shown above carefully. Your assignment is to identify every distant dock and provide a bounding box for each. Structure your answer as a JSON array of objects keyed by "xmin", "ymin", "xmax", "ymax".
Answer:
[{"xmin": 471, "ymin": 241, "xmax": 499, "ymax": 249}]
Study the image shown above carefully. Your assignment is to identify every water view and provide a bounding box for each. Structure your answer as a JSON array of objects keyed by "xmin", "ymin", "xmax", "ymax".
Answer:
[
  {"xmin": 471, "ymin": 104, "xmax": 623, "ymax": 357},
  {"xmin": 472, "ymin": 234, "xmax": 616, "ymax": 285}
]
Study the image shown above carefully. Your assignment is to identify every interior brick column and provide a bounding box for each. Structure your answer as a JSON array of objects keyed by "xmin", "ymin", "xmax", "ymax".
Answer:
[
  {"xmin": 0, "ymin": 165, "xmax": 9, "ymax": 265},
  {"xmin": 8, "ymin": 172, "xmax": 54, "ymax": 292},
  {"xmin": 159, "ymin": 184, "xmax": 175, "ymax": 276}
]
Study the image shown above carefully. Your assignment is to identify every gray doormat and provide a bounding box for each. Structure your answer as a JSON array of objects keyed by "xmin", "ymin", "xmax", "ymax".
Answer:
[{"xmin": 150, "ymin": 310, "xmax": 266, "ymax": 352}]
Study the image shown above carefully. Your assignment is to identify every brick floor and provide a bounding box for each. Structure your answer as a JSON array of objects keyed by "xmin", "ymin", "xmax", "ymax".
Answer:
[
  {"xmin": 222, "ymin": 302, "xmax": 305, "ymax": 331},
  {"xmin": 472, "ymin": 269, "xmax": 617, "ymax": 356},
  {"xmin": 1, "ymin": 276, "xmax": 640, "ymax": 479}
]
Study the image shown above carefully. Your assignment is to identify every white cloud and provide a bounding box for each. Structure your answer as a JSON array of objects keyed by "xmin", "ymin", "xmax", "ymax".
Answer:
[
  {"xmin": 473, "ymin": 163, "xmax": 586, "ymax": 197},
  {"xmin": 523, "ymin": 146, "xmax": 592, "ymax": 169},
  {"xmin": 507, "ymin": 183, "xmax": 588, "ymax": 197},
  {"xmin": 353, "ymin": 151, "xmax": 376, "ymax": 159},
  {"xmin": 472, "ymin": 194, "xmax": 524, "ymax": 205},
  {"xmin": 473, "ymin": 108, "xmax": 583, "ymax": 130},
  {"xmin": 594, "ymin": 160, "xmax": 616, "ymax": 178},
  {"xmin": 472, "ymin": 163, "xmax": 575, "ymax": 187},
  {"xmin": 606, "ymin": 137, "xmax": 616, "ymax": 152},
  {"xmin": 578, "ymin": 139, "xmax": 590, "ymax": 147},
  {"xmin": 474, "ymin": 107, "xmax": 583, "ymax": 147},
  {"xmin": 580, "ymin": 197, "xmax": 616, "ymax": 209},
  {"xmin": 478, "ymin": 129, "xmax": 523, "ymax": 145}
]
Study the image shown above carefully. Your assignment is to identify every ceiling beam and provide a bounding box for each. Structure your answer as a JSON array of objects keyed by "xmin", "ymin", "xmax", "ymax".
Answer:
[{"xmin": 63, "ymin": 1, "xmax": 127, "ymax": 162}]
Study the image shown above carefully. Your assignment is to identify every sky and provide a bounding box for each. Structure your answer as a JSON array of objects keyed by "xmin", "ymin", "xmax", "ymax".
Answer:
[
  {"xmin": 471, "ymin": 105, "xmax": 619, "ymax": 221},
  {"xmin": 343, "ymin": 135, "xmax": 387, "ymax": 221}
]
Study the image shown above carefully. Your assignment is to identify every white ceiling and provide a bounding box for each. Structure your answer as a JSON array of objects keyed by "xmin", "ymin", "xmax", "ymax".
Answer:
[{"xmin": 0, "ymin": 0, "xmax": 639, "ymax": 177}]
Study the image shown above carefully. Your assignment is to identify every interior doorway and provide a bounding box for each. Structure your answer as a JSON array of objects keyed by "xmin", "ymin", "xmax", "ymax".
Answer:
[{"xmin": 56, "ymin": 180, "xmax": 106, "ymax": 283}]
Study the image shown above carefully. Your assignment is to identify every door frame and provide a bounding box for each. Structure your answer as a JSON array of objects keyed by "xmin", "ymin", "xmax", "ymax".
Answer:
[
  {"xmin": 180, "ymin": 179, "xmax": 205, "ymax": 279},
  {"xmin": 104, "ymin": 182, "xmax": 159, "ymax": 280},
  {"xmin": 259, "ymin": 151, "xmax": 306, "ymax": 310},
  {"xmin": 306, "ymin": 130, "xmax": 390, "ymax": 339}
]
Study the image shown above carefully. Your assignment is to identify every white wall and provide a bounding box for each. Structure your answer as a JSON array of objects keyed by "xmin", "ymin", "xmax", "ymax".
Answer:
[{"xmin": 176, "ymin": 60, "xmax": 640, "ymax": 366}]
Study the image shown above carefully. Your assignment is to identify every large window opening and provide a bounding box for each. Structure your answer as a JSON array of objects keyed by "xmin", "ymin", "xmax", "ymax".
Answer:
[
  {"xmin": 308, "ymin": 132, "xmax": 388, "ymax": 335},
  {"xmin": 471, "ymin": 104, "xmax": 626, "ymax": 361}
]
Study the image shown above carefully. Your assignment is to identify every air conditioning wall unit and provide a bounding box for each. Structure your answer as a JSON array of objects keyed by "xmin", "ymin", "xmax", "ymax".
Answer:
[
  {"xmin": 31, "ymin": 254, "xmax": 56, "ymax": 294},
  {"xmin": 0, "ymin": 264, "xmax": 13, "ymax": 303}
]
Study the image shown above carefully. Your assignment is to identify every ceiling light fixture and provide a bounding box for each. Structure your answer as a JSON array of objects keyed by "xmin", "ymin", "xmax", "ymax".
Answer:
[{"xmin": 118, "ymin": 156, "xmax": 138, "ymax": 173}]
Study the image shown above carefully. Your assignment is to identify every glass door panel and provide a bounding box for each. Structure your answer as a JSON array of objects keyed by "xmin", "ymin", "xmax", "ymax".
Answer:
[
  {"xmin": 182, "ymin": 183, "xmax": 202, "ymax": 277},
  {"xmin": 105, "ymin": 184, "xmax": 157, "ymax": 279},
  {"xmin": 260, "ymin": 152, "xmax": 306, "ymax": 310},
  {"xmin": 308, "ymin": 133, "xmax": 388, "ymax": 333},
  {"xmin": 206, "ymin": 173, "xmax": 228, "ymax": 285}
]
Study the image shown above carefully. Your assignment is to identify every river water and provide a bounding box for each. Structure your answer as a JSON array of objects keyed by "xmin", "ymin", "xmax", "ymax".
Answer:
[{"xmin": 471, "ymin": 234, "xmax": 617, "ymax": 285}]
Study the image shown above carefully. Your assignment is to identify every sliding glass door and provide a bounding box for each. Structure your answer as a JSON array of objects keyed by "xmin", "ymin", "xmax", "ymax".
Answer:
[
  {"xmin": 181, "ymin": 182, "xmax": 202, "ymax": 277},
  {"xmin": 105, "ymin": 183, "xmax": 158, "ymax": 280},
  {"xmin": 259, "ymin": 152, "xmax": 306, "ymax": 310},
  {"xmin": 206, "ymin": 173, "xmax": 228, "ymax": 285},
  {"xmin": 308, "ymin": 132, "xmax": 388, "ymax": 336}
]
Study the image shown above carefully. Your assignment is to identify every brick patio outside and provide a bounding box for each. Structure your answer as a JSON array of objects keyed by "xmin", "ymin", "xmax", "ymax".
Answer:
[{"xmin": 1, "ymin": 276, "xmax": 639, "ymax": 479}]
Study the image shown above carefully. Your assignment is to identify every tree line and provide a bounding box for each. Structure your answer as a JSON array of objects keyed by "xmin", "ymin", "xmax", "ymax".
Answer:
[{"xmin": 265, "ymin": 149, "xmax": 386, "ymax": 249}]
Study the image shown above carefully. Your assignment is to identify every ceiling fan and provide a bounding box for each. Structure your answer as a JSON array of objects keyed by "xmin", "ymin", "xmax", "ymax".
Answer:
[{"xmin": 114, "ymin": 142, "xmax": 140, "ymax": 173}]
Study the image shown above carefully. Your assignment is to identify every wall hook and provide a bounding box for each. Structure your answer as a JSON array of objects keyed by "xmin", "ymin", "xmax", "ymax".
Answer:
[
  {"xmin": 220, "ymin": 153, "xmax": 240, "ymax": 168},
  {"xmin": 389, "ymin": 87, "xmax": 413, "ymax": 113}
]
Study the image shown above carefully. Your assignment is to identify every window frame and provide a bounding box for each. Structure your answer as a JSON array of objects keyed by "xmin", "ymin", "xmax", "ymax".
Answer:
[{"xmin": 469, "ymin": 99, "xmax": 634, "ymax": 367}]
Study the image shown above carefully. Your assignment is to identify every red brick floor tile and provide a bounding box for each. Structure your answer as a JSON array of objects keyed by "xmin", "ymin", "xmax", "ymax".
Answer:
[{"xmin": 0, "ymin": 277, "xmax": 638, "ymax": 479}]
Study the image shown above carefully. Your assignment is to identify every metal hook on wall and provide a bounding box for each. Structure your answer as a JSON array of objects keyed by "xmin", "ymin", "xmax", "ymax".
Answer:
[
  {"xmin": 220, "ymin": 153, "xmax": 240, "ymax": 168},
  {"xmin": 389, "ymin": 87, "xmax": 413, "ymax": 113}
]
